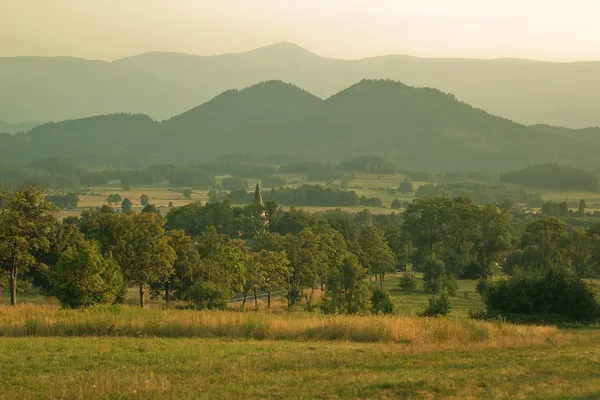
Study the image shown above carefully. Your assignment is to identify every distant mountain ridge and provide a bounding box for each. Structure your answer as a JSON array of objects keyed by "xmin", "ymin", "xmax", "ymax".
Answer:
[
  {"xmin": 1, "ymin": 42, "xmax": 600, "ymax": 128},
  {"xmin": 2, "ymin": 80, "xmax": 599, "ymax": 172}
]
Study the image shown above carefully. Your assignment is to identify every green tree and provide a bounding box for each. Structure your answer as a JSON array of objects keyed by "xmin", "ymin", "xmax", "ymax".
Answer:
[
  {"xmin": 398, "ymin": 180, "xmax": 413, "ymax": 194},
  {"xmin": 196, "ymin": 227, "xmax": 247, "ymax": 300},
  {"xmin": 284, "ymin": 228, "xmax": 323, "ymax": 307},
  {"xmin": 51, "ymin": 234, "xmax": 123, "ymax": 308},
  {"xmin": 422, "ymin": 256, "xmax": 445, "ymax": 294},
  {"xmin": 107, "ymin": 193, "xmax": 121, "ymax": 206},
  {"xmin": 182, "ymin": 189, "xmax": 192, "ymax": 199},
  {"xmin": 521, "ymin": 218, "xmax": 569, "ymax": 270},
  {"xmin": 390, "ymin": 199, "xmax": 403, "ymax": 209},
  {"xmin": 567, "ymin": 227, "xmax": 592, "ymax": 276},
  {"xmin": 320, "ymin": 254, "xmax": 371, "ymax": 315},
  {"xmin": 371, "ymin": 287, "xmax": 395, "ymax": 315},
  {"xmin": 158, "ymin": 230, "xmax": 201, "ymax": 302},
  {"xmin": 258, "ymin": 249, "xmax": 292, "ymax": 309},
  {"xmin": 140, "ymin": 194, "xmax": 149, "ymax": 206},
  {"xmin": 358, "ymin": 226, "xmax": 396, "ymax": 288},
  {"xmin": 0, "ymin": 186, "xmax": 57, "ymax": 305},
  {"xmin": 121, "ymin": 198, "xmax": 132, "ymax": 214},
  {"xmin": 115, "ymin": 213, "xmax": 176, "ymax": 307}
]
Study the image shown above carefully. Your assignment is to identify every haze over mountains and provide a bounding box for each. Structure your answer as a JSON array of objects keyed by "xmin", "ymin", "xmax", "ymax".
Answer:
[
  {"xmin": 2, "ymin": 80, "xmax": 599, "ymax": 172},
  {"xmin": 2, "ymin": 42, "xmax": 600, "ymax": 128}
]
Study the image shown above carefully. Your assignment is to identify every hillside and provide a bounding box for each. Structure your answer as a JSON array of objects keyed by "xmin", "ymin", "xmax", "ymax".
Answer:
[
  {"xmin": 1, "ymin": 43, "xmax": 600, "ymax": 127},
  {"xmin": 500, "ymin": 163, "xmax": 600, "ymax": 192},
  {"xmin": 3, "ymin": 80, "xmax": 599, "ymax": 171},
  {"xmin": 0, "ymin": 121, "xmax": 37, "ymax": 134}
]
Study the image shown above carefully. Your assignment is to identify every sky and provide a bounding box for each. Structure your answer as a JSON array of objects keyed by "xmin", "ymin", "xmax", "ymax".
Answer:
[{"xmin": 1, "ymin": 0, "xmax": 599, "ymax": 61}]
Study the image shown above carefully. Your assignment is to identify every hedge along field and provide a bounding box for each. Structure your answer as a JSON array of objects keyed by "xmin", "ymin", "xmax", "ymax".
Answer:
[{"xmin": 0, "ymin": 304, "xmax": 561, "ymax": 347}]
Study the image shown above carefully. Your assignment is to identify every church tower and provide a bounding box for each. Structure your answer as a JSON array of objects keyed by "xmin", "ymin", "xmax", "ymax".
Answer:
[{"xmin": 254, "ymin": 182, "xmax": 263, "ymax": 205}]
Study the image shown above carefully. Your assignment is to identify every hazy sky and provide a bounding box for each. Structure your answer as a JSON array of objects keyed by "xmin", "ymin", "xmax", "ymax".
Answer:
[{"xmin": 1, "ymin": 0, "xmax": 599, "ymax": 61}]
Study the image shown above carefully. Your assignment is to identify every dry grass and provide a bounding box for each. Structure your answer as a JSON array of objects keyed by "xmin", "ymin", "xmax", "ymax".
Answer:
[{"xmin": 0, "ymin": 304, "xmax": 561, "ymax": 347}]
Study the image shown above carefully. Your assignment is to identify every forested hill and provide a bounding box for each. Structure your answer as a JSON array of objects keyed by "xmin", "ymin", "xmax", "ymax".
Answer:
[
  {"xmin": 2, "ymin": 80, "xmax": 599, "ymax": 171},
  {"xmin": 2, "ymin": 42, "xmax": 600, "ymax": 127},
  {"xmin": 500, "ymin": 163, "xmax": 600, "ymax": 192}
]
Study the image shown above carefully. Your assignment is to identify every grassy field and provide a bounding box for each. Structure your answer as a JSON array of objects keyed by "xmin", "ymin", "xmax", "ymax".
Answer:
[
  {"xmin": 1, "ymin": 274, "xmax": 599, "ymax": 399},
  {"xmin": 0, "ymin": 303, "xmax": 598, "ymax": 399}
]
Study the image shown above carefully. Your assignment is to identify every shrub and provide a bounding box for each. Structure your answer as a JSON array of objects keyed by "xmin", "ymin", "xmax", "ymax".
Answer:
[
  {"xmin": 399, "ymin": 271, "xmax": 418, "ymax": 292},
  {"xmin": 422, "ymin": 291, "xmax": 452, "ymax": 317},
  {"xmin": 443, "ymin": 275, "xmax": 458, "ymax": 297},
  {"xmin": 484, "ymin": 267, "xmax": 600, "ymax": 323},
  {"xmin": 189, "ymin": 282, "xmax": 228, "ymax": 310},
  {"xmin": 182, "ymin": 189, "xmax": 192, "ymax": 199},
  {"xmin": 371, "ymin": 288, "xmax": 395, "ymax": 315}
]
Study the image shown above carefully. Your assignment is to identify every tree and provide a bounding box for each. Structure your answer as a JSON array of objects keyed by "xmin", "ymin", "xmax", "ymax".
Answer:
[
  {"xmin": 371, "ymin": 288, "xmax": 395, "ymax": 315},
  {"xmin": 122, "ymin": 182, "xmax": 131, "ymax": 191},
  {"xmin": 107, "ymin": 193, "xmax": 121, "ymax": 206},
  {"xmin": 258, "ymin": 249, "xmax": 291, "ymax": 308},
  {"xmin": 183, "ymin": 189, "xmax": 192, "ymax": 199},
  {"xmin": 0, "ymin": 186, "xmax": 57, "ymax": 305},
  {"xmin": 140, "ymin": 194, "xmax": 149, "ymax": 206},
  {"xmin": 284, "ymin": 228, "xmax": 323, "ymax": 306},
  {"xmin": 320, "ymin": 254, "xmax": 371, "ymax": 315},
  {"xmin": 390, "ymin": 199, "xmax": 403, "ymax": 209},
  {"xmin": 579, "ymin": 199, "xmax": 586, "ymax": 217},
  {"xmin": 222, "ymin": 177, "xmax": 248, "ymax": 191},
  {"xmin": 398, "ymin": 180, "xmax": 413, "ymax": 194},
  {"xmin": 51, "ymin": 234, "xmax": 123, "ymax": 308},
  {"xmin": 158, "ymin": 230, "xmax": 200, "ymax": 302},
  {"xmin": 358, "ymin": 226, "xmax": 396, "ymax": 287},
  {"xmin": 567, "ymin": 227, "xmax": 592, "ymax": 276},
  {"xmin": 262, "ymin": 175, "xmax": 287, "ymax": 189},
  {"xmin": 521, "ymin": 218, "xmax": 569, "ymax": 270},
  {"xmin": 121, "ymin": 198, "xmax": 132, "ymax": 214},
  {"xmin": 114, "ymin": 213, "xmax": 176, "ymax": 307},
  {"xmin": 422, "ymin": 256, "xmax": 445, "ymax": 294},
  {"xmin": 196, "ymin": 227, "xmax": 247, "ymax": 300},
  {"xmin": 474, "ymin": 205, "xmax": 511, "ymax": 278}
]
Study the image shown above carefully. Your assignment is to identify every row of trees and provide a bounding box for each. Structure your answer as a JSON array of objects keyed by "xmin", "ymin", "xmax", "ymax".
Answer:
[{"xmin": 1, "ymin": 187, "xmax": 399, "ymax": 314}]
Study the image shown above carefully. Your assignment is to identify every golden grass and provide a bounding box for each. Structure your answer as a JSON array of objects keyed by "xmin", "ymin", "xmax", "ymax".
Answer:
[{"xmin": 0, "ymin": 304, "xmax": 561, "ymax": 347}]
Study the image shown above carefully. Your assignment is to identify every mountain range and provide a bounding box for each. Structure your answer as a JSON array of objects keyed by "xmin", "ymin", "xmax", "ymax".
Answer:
[
  {"xmin": 1, "ymin": 42, "xmax": 600, "ymax": 128},
  {"xmin": 2, "ymin": 80, "xmax": 598, "ymax": 172}
]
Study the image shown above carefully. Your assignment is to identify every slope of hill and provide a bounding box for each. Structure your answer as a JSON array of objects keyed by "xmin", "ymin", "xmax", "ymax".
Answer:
[
  {"xmin": 0, "ymin": 121, "xmax": 37, "ymax": 134},
  {"xmin": 500, "ymin": 163, "xmax": 600, "ymax": 192},
  {"xmin": 1, "ymin": 42, "xmax": 600, "ymax": 127},
  {"xmin": 3, "ymin": 80, "xmax": 599, "ymax": 171}
]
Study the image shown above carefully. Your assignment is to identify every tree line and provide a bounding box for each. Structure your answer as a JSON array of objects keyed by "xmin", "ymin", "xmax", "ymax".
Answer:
[{"xmin": 2, "ymin": 187, "xmax": 599, "ymax": 322}]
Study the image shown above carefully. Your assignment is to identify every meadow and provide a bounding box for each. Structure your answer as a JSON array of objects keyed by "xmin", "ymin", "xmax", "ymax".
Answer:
[
  {"xmin": 2, "ymin": 275, "xmax": 600, "ymax": 399},
  {"xmin": 0, "ymin": 304, "xmax": 599, "ymax": 399}
]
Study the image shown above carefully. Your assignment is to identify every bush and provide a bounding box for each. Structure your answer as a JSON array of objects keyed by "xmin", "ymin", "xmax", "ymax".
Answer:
[
  {"xmin": 443, "ymin": 275, "xmax": 458, "ymax": 296},
  {"xmin": 189, "ymin": 282, "xmax": 228, "ymax": 310},
  {"xmin": 399, "ymin": 271, "xmax": 418, "ymax": 292},
  {"xmin": 484, "ymin": 267, "xmax": 600, "ymax": 323},
  {"xmin": 371, "ymin": 288, "xmax": 395, "ymax": 315},
  {"xmin": 422, "ymin": 291, "xmax": 452, "ymax": 317}
]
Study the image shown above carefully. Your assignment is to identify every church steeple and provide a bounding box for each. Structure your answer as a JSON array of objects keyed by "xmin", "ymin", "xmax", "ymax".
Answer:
[{"xmin": 254, "ymin": 182, "xmax": 263, "ymax": 205}]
